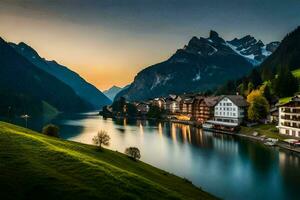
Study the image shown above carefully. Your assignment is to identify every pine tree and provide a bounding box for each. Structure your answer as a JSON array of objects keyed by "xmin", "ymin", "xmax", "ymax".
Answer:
[
  {"xmin": 274, "ymin": 66, "xmax": 298, "ymax": 97},
  {"xmin": 248, "ymin": 69, "xmax": 262, "ymax": 88}
]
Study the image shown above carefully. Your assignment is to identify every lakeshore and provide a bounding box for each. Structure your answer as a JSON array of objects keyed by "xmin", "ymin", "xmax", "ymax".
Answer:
[{"xmin": 169, "ymin": 118, "xmax": 300, "ymax": 154}]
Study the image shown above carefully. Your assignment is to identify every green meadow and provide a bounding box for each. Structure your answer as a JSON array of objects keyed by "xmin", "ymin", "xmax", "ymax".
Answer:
[{"xmin": 0, "ymin": 121, "xmax": 216, "ymax": 200}]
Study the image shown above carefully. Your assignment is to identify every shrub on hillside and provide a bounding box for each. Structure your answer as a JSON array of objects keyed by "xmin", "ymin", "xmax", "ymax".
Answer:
[
  {"xmin": 42, "ymin": 124, "xmax": 59, "ymax": 137},
  {"xmin": 125, "ymin": 147, "xmax": 141, "ymax": 161},
  {"xmin": 92, "ymin": 130, "xmax": 110, "ymax": 149}
]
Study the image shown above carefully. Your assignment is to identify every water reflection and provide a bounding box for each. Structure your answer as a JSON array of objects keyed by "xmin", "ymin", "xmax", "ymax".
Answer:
[{"xmin": 18, "ymin": 112, "xmax": 300, "ymax": 200}]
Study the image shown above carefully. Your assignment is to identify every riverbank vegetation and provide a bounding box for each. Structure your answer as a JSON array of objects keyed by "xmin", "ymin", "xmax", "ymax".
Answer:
[
  {"xmin": 0, "ymin": 121, "xmax": 216, "ymax": 200},
  {"xmin": 240, "ymin": 124, "xmax": 288, "ymax": 140}
]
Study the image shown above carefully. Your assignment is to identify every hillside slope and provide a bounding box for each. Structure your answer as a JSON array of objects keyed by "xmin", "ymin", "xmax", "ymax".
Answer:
[
  {"xmin": 260, "ymin": 26, "xmax": 300, "ymax": 74},
  {"xmin": 10, "ymin": 42, "xmax": 111, "ymax": 109},
  {"xmin": 0, "ymin": 122, "xmax": 216, "ymax": 200}
]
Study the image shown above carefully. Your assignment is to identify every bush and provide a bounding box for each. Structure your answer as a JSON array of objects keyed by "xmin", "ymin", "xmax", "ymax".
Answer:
[
  {"xmin": 125, "ymin": 147, "xmax": 141, "ymax": 161},
  {"xmin": 92, "ymin": 130, "xmax": 110, "ymax": 149},
  {"xmin": 42, "ymin": 124, "xmax": 59, "ymax": 137}
]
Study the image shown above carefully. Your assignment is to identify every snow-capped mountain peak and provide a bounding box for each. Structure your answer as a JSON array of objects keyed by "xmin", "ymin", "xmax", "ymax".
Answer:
[{"xmin": 227, "ymin": 35, "xmax": 279, "ymax": 65}]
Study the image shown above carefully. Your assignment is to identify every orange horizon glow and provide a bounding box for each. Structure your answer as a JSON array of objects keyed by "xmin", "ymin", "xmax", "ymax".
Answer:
[
  {"xmin": 0, "ymin": 0, "xmax": 295, "ymax": 90},
  {"xmin": 0, "ymin": 13, "xmax": 176, "ymax": 91}
]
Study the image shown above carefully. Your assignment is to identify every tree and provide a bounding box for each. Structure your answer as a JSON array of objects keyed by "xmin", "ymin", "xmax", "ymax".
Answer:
[
  {"xmin": 259, "ymin": 83, "xmax": 273, "ymax": 103},
  {"xmin": 247, "ymin": 90, "xmax": 270, "ymax": 121},
  {"xmin": 92, "ymin": 130, "xmax": 110, "ymax": 149},
  {"xmin": 127, "ymin": 103, "xmax": 138, "ymax": 116},
  {"xmin": 42, "ymin": 124, "xmax": 59, "ymax": 137},
  {"xmin": 274, "ymin": 66, "xmax": 298, "ymax": 97},
  {"xmin": 125, "ymin": 147, "xmax": 141, "ymax": 161},
  {"xmin": 147, "ymin": 105, "xmax": 165, "ymax": 119},
  {"xmin": 246, "ymin": 82, "xmax": 254, "ymax": 96},
  {"xmin": 112, "ymin": 97, "xmax": 126, "ymax": 114},
  {"xmin": 248, "ymin": 69, "xmax": 262, "ymax": 88}
]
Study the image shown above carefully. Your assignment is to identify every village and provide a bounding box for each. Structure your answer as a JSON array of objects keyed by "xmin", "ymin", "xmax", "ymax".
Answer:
[{"xmin": 102, "ymin": 93, "xmax": 300, "ymax": 151}]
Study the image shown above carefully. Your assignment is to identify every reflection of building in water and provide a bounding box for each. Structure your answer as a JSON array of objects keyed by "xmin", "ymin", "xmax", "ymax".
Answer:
[
  {"xmin": 123, "ymin": 118, "xmax": 127, "ymax": 126},
  {"xmin": 212, "ymin": 134, "xmax": 239, "ymax": 155},
  {"xmin": 158, "ymin": 122, "xmax": 163, "ymax": 136},
  {"xmin": 279, "ymin": 151, "xmax": 300, "ymax": 170},
  {"xmin": 139, "ymin": 123, "xmax": 144, "ymax": 135}
]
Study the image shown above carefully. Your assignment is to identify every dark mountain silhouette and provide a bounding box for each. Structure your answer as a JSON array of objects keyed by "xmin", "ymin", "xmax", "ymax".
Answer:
[
  {"xmin": 10, "ymin": 42, "xmax": 111, "ymax": 109},
  {"xmin": 0, "ymin": 37, "xmax": 91, "ymax": 117}
]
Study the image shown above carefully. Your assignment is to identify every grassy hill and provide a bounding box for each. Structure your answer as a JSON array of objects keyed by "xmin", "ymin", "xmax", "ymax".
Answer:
[{"xmin": 0, "ymin": 121, "xmax": 216, "ymax": 200}]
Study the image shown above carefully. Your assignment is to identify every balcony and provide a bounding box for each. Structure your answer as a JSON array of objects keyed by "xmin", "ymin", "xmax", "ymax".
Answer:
[
  {"xmin": 281, "ymin": 115, "xmax": 300, "ymax": 121},
  {"xmin": 281, "ymin": 109, "xmax": 300, "ymax": 114},
  {"xmin": 281, "ymin": 122, "xmax": 300, "ymax": 129}
]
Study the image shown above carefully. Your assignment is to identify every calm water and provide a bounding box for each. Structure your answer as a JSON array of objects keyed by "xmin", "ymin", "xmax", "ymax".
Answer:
[{"xmin": 21, "ymin": 112, "xmax": 300, "ymax": 199}]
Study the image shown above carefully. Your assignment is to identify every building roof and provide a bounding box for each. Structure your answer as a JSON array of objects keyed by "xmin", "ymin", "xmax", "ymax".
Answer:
[
  {"xmin": 203, "ymin": 96, "xmax": 220, "ymax": 107},
  {"xmin": 218, "ymin": 95, "xmax": 248, "ymax": 107}
]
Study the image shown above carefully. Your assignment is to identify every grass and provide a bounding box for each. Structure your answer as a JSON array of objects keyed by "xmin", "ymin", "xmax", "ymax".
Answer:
[
  {"xmin": 240, "ymin": 124, "xmax": 288, "ymax": 140},
  {"xmin": 279, "ymin": 96, "xmax": 292, "ymax": 105},
  {"xmin": 292, "ymin": 68, "xmax": 300, "ymax": 78},
  {"xmin": 0, "ymin": 121, "xmax": 216, "ymax": 200}
]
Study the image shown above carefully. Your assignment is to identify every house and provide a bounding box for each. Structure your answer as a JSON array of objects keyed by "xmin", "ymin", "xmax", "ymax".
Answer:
[
  {"xmin": 192, "ymin": 96, "xmax": 219, "ymax": 124},
  {"xmin": 179, "ymin": 95, "xmax": 195, "ymax": 119},
  {"xmin": 268, "ymin": 107, "xmax": 279, "ymax": 123},
  {"xmin": 136, "ymin": 102, "xmax": 150, "ymax": 115},
  {"xmin": 165, "ymin": 95, "xmax": 181, "ymax": 113},
  {"xmin": 151, "ymin": 98, "xmax": 166, "ymax": 110},
  {"xmin": 277, "ymin": 96, "xmax": 300, "ymax": 138},
  {"xmin": 204, "ymin": 95, "xmax": 248, "ymax": 131}
]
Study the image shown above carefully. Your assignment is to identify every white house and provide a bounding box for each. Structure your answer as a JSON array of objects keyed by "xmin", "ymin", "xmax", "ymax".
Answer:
[
  {"xmin": 277, "ymin": 96, "xmax": 300, "ymax": 138},
  {"xmin": 212, "ymin": 95, "xmax": 248, "ymax": 126}
]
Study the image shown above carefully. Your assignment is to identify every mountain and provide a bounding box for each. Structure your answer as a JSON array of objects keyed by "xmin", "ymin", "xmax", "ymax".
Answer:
[
  {"xmin": 10, "ymin": 42, "xmax": 111, "ymax": 109},
  {"xmin": 216, "ymin": 26, "xmax": 300, "ymax": 99},
  {"xmin": 260, "ymin": 26, "xmax": 300, "ymax": 73},
  {"xmin": 103, "ymin": 85, "xmax": 130, "ymax": 101},
  {"xmin": 116, "ymin": 30, "xmax": 277, "ymax": 101},
  {"xmin": 228, "ymin": 35, "xmax": 279, "ymax": 65},
  {"xmin": 0, "ymin": 37, "xmax": 91, "ymax": 117}
]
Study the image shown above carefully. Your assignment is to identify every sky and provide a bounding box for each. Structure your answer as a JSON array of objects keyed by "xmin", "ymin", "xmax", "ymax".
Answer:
[{"xmin": 0, "ymin": 0, "xmax": 299, "ymax": 91}]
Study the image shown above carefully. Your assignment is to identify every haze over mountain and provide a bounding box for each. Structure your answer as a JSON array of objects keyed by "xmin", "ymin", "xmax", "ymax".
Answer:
[
  {"xmin": 0, "ymin": 37, "xmax": 91, "ymax": 117},
  {"xmin": 116, "ymin": 30, "xmax": 279, "ymax": 101},
  {"xmin": 10, "ymin": 42, "xmax": 111, "ymax": 109},
  {"xmin": 103, "ymin": 85, "xmax": 129, "ymax": 101}
]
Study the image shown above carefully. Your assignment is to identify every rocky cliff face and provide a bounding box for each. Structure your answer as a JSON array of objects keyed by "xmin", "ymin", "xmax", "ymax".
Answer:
[
  {"xmin": 116, "ymin": 31, "xmax": 277, "ymax": 101},
  {"xmin": 117, "ymin": 30, "xmax": 277, "ymax": 101},
  {"xmin": 228, "ymin": 35, "xmax": 279, "ymax": 65}
]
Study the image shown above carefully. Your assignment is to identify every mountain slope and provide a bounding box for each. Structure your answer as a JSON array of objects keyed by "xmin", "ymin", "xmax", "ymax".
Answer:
[
  {"xmin": 103, "ymin": 85, "xmax": 129, "ymax": 101},
  {"xmin": 117, "ymin": 31, "xmax": 258, "ymax": 101},
  {"xmin": 10, "ymin": 42, "xmax": 111, "ymax": 109},
  {"xmin": 0, "ymin": 121, "xmax": 216, "ymax": 200},
  {"xmin": 228, "ymin": 35, "xmax": 279, "ymax": 65},
  {"xmin": 0, "ymin": 37, "xmax": 91, "ymax": 116},
  {"xmin": 260, "ymin": 26, "xmax": 300, "ymax": 72}
]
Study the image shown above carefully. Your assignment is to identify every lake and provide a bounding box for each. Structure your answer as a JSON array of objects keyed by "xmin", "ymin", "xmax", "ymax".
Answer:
[{"xmin": 17, "ymin": 112, "xmax": 300, "ymax": 200}]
